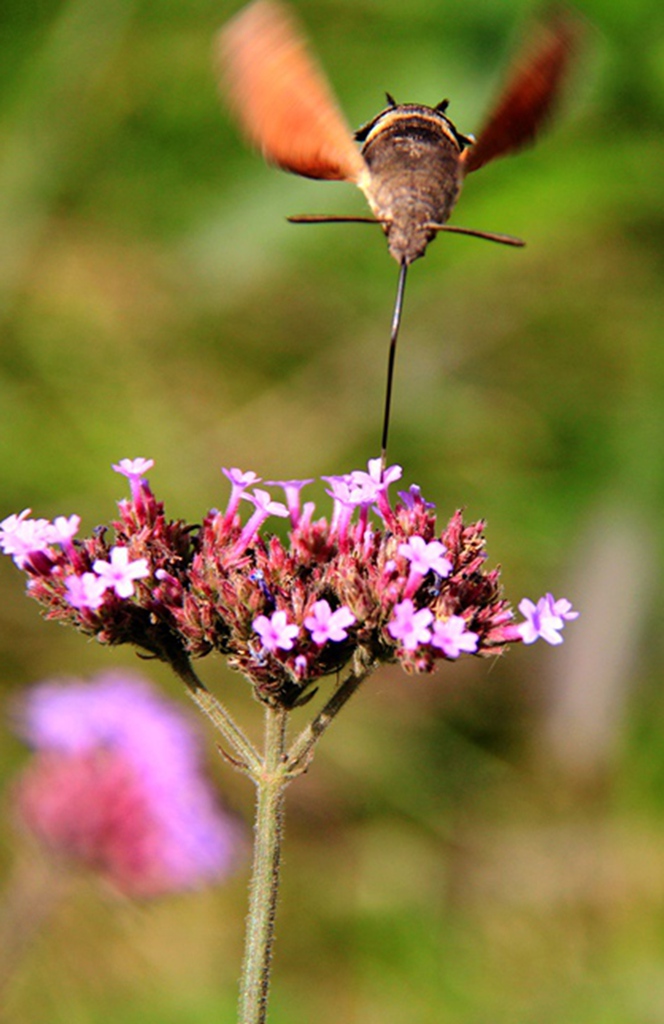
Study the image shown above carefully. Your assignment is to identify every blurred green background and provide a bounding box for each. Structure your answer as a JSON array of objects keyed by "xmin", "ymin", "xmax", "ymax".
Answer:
[{"xmin": 1, "ymin": 0, "xmax": 664, "ymax": 1020}]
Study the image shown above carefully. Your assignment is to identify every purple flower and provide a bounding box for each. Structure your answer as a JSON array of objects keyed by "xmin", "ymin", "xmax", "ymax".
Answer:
[
  {"xmin": 365, "ymin": 458, "xmax": 402, "ymax": 488},
  {"xmin": 0, "ymin": 509, "xmax": 32, "ymax": 538},
  {"xmin": 0, "ymin": 511, "xmax": 53, "ymax": 568},
  {"xmin": 293, "ymin": 654, "xmax": 308, "ymax": 678},
  {"xmin": 346, "ymin": 472, "xmax": 382, "ymax": 506},
  {"xmin": 265, "ymin": 479, "xmax": 314, "ymax": 526},
  {"xmin": 387, "ymin": 599, "xmax": 433, "ymax": 651},
  {"xmin": 2, "ymin": 456, "xmax": 569, "ymax": 707},
  {"xmin": 65, "ymin": 573, "xmax": 108, "ymax": 611},
  {"xmin": 221, "ymin": 467, "xmax": 262, "ymax": 524},
  {"xmin": 229, "ymin": 489, "xmax": 289, "ymax": 559},
  {"xmin": 223, "ymin": 467, "xmax": 261, "ymax": 489},
  {"xmin": 323, "ymin": 473, "xmax": 375, "ymax": 531},
  {"xmin": 12, "ymin": 671, "xmax": 241, "ymax": 897},
  {"xmin": 304, "ymin": 600, "xmax": 355, "ymax": 645},
  {"xmin": 46, "ymin": 515, "xmax": 81, "ymax": 546},
  {"xmin": 430, "ymin": 616, "xmax": 479, "ymax": 658},
  {"xmin": 517, "ymin": 593, "xmax": 578, "ymax": 645},
  {"xmin": 399, "ymin": 536, "xmax": 452, "ymax": 578},
  {"xmin": 253, "ymin": 610, "xmax": 300, "ymax": 652},
  {"xmin": 323, "ymin": 476, "xmax": 356, "ymax": 542},
  {"xmin": 549, "ymin": 595, "xmax": 579, "ymax": 622},
  {"xmin": 323, "ymin": 461, "xmax": 402, "ymax": 543},
  {"xmin": 112, "ymin": 458, "xmax": 155, "ymax": 504},
  {"xmin": 92, "ymin": 546, "xmax": 150, "ymax": 599},
  {"xmin": 361, "ymin": 459, "xmax": 403, "ymax": 518},
  {"xmin": 112, "ymin": 458, "xmax": 155, "ymax": 480},
  {"xmin": 346, "ymin": 459, "xmax": 403, "ymax": 518},
  {"xmin": 398, "ymin": 484, "xmax": 435, "ymax": 511},
  {"xmin": 241, "ymin": 489, "xmax": 288, "ymax": 519},
  {"xmin": 46, "ymin": 515, "xmax": 81, "ymax": 561}
]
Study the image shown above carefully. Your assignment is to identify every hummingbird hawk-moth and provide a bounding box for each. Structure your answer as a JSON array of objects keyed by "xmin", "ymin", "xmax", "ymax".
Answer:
[{"xmin": 217, "ymin": 1, "xmax": 579, "ymax": 467}]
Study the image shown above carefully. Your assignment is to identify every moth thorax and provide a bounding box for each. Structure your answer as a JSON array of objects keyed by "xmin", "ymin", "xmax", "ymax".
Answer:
[{"xmin": 359, "ymin": 106, "xmax": 464, "ymax": 263}]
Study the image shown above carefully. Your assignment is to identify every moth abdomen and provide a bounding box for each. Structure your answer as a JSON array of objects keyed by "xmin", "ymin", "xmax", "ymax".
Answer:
[{"xmin": 358, "ymin": 104, "xmax": 469, "ymax": 264}]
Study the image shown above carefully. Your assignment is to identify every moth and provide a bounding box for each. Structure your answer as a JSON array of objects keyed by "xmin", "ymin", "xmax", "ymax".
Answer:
[{"xmin": 217, "ymin": 1, "xmax": 579, "ymax": 467}]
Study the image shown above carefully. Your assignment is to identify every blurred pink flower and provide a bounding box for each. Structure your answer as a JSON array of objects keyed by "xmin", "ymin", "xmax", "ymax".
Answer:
[{"xmin": 12, "ymin": 671, "xmax": 241, "ymax": 898}]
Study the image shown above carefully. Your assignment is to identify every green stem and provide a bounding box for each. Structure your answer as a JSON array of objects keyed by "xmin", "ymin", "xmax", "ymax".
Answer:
[
  {"xmin": 286, "ymin": 657, "xmax": 376, "ymax": 777},
  {"xmin": 239, "ymin": 705, "xmax": 288, "ymax": 1024},
  {"xmin": 170, "ymin": 653, "xmax": 261, "ymax": 774},
  {"xmin": 169, "ymin": 654, "xmax": 374, "ymax": 1023}
]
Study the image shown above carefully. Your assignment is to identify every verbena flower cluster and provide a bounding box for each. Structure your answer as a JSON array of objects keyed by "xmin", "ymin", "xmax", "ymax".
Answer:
[
  {"xmin": 12, "ymin": 670, "xmax": 240, "ymax": 898},
  {"xmin": 0, "ymin": 458, "xmax": 577, "ymax": 708}
]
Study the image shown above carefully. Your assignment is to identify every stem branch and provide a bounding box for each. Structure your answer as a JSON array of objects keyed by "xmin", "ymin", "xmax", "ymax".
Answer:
[
  {"xmin": 169, "ymin": 652, "xmax": 374, "ymax": 1024},
  {"xmin": 286, "ymin": 656, "xmax": 376, "ymax": 776},
  {"xmin": 170, "ymin": 653, "xmax": 261, "ymax": 774}
]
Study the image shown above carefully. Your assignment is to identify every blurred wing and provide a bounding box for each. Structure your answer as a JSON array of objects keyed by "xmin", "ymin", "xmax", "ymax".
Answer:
[
  {"xmin": 462, "ymin": 10, "xmax": 581, "ymax": 175},
  {"xmin": 217, "ymin": 0, "xmax": 367, "ymax": 183}
]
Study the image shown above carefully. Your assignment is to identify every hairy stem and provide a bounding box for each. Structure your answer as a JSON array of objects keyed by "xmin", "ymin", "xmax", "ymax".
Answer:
[
  {"xmin": 239, "ymin": 705, "xmax": 288, "ymax": 1024},
  {"xmin": 286, "ymin": 656, "xmax": 376, "ymax": 776},
  {"xmin": 170, "ymin": 652, "xmax": 261, "ymax": 774},
  {"xmin": 169, "ymin": 652, "xmax": 374, "ymax": 1024}
]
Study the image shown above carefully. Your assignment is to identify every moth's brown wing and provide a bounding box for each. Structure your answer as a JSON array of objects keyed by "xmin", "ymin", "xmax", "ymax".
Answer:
[
  {"xmin": 462, "ymin": 10, "xmax": 580, "ymax": 175},
  {"xmin": 217, "ymin": 0, "xmax": 367, "ymax": 183}
]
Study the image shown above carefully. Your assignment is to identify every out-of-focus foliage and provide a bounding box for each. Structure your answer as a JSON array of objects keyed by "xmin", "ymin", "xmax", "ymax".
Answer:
[{"xmin": 1, "ymin": 0, "xmax": 664, "ymax": 1020}]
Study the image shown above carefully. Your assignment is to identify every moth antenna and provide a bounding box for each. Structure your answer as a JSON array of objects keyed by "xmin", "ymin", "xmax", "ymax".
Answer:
[
  {"xmin": 380, "ymin": 260, "xmax": 408, "ymax": 475},
  {"xmin": 287, "ymin": 214, "xmax": 384, "ymax": 225},
  {"xmin": 427, "ymin": 223, "xmax": 525, "ymax": 246}
]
